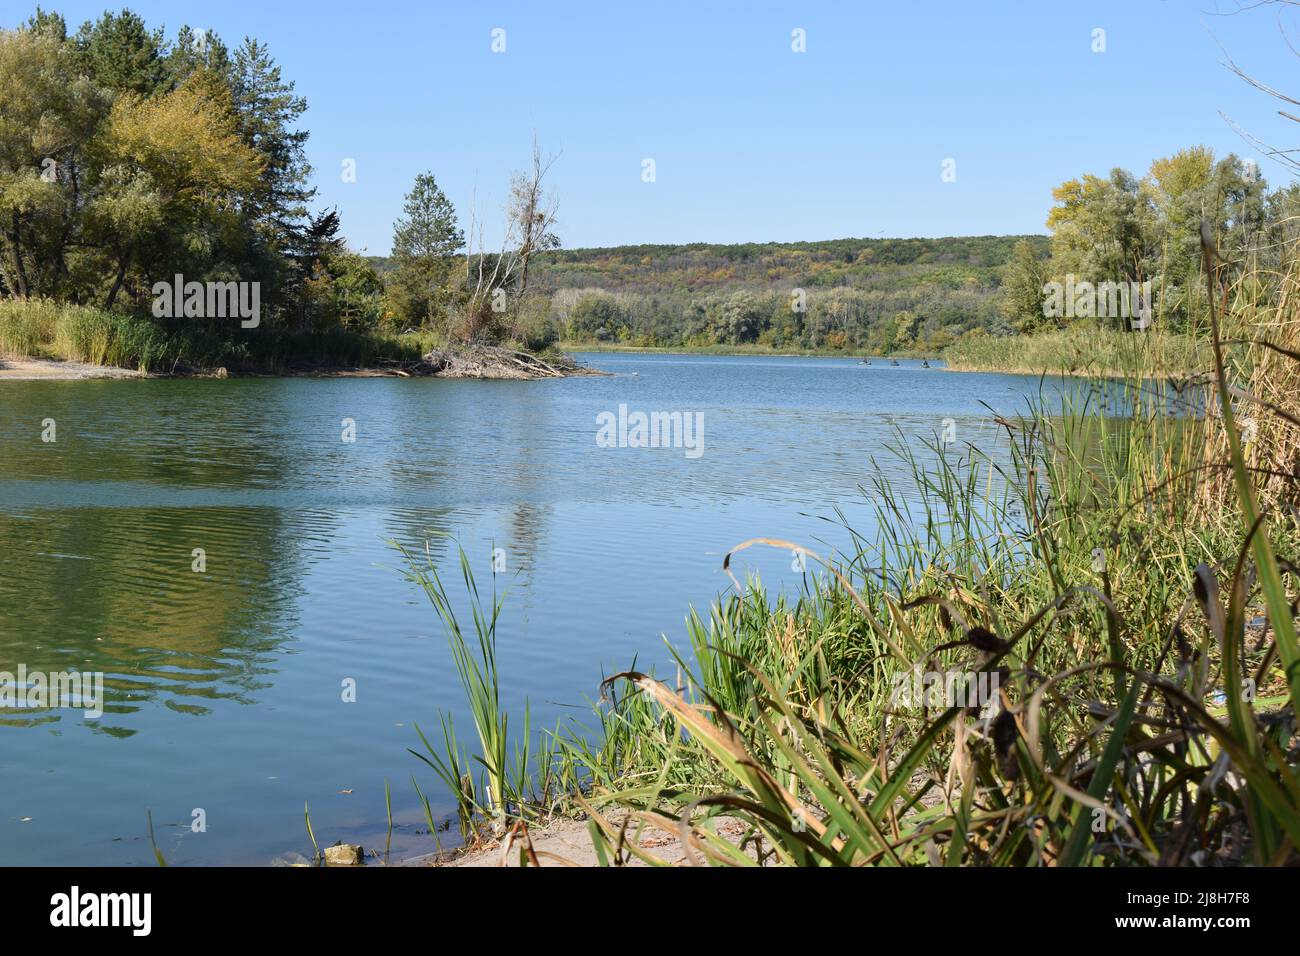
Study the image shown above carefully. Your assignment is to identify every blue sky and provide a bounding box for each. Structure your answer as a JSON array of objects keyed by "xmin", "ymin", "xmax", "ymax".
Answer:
[{"xmin": 23, "ymin": 0, "xmax": 1300, "ymax": 253}]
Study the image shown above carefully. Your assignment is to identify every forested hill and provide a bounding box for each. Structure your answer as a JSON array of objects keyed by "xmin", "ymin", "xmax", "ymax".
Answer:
[
  {"xmin": 533, "ymin": 235, "xmax": 1043, "ymax": 294},
  {"xmin": 369, "ymin": 235, "xmax": 1048, "ymax": 352}
]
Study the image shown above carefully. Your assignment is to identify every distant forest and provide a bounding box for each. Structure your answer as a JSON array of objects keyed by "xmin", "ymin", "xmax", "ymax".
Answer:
[{"xmin": 369, "ymin": 235, "xmax": 1047, "ymax": 353}]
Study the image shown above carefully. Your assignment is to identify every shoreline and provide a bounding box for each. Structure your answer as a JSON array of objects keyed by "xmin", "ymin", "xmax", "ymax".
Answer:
[
  {"xmin": 571, "ymin": 345, "xmax": 1201, "ymax": 380},
  {"xmin": 0, "ymin": 350, "xmax": 609, "ymax": 382},
  {"xmin": 562, "ymin": 341, "xmax": 941, "ymax": 360},
  {"xmin": 1, "ymin": 351, "xmax": 1198, "ymax": 383}
]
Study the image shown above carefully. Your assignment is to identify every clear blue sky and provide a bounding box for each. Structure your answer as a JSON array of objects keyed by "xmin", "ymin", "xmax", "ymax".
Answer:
[{"xmin": 24, "ymin": 0, "xmax": 1300, "ymax": 254}]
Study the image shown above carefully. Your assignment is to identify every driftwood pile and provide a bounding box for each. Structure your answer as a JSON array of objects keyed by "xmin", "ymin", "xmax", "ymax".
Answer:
[{"xmin": 418, "ymin": 344, "xmax": 589, "ymax": 379}]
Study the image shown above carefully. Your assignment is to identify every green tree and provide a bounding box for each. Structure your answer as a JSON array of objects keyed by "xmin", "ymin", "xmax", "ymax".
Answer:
[
  {"xmin": 567, "ymin": 291, "xmax": 627, "ymax": 340},
  {"xmin": 230, "ymin": 38, "xmax": 313, "ymax": 235},
  {"xmin": 712, "ymin": 290, "xmax": 765, "ymax": 344},
  {"xmin": 165, "ymin": 24, "xmax": 231, "ymax": 89},
  {"xmin": 0, "ymin": 28, "xmax": 106, "ymax": 299},
  {"xmin": 389, "ymin": 172, "xmax": 464, "ymax": 327},
  {"xmin": 1139, "ymin": 148, "xmax": 1267, "ymax": 325},
  {"xmin": 91, "ymin": 76, "xmax": 263, "ymax": 309},
  {"xmin": 25, "ymin": 6, "xmax": 67, "ymax": 42},
  {"xmin": 74, "ymin": 9, "xmax": 167, "ymax": 95},
  {"xmin": 1000, "ymin": 239, "xmax": 1050, "ymax": 332},
  {"xmin": 1046, "ymin": 168, "xmax": 1144, "ymax": 284}
]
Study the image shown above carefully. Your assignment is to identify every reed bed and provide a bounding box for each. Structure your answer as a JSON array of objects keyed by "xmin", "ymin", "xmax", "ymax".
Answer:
[
  {"xmin": 945, "ymin": 323, "xmax": 1211, "ymax": 379},
  {"xmin": 1196, "ymin": 252, "xmax": 1300, "ymax": 517}
]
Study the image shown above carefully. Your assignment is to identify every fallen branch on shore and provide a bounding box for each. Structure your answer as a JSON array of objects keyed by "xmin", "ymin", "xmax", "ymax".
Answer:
[{"xmin": 420, "ymin": 344, "xmax": 599, "ymax": 379}]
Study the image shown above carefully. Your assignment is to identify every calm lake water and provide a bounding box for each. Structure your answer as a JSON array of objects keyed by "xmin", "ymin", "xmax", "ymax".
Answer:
[{"xmin": 0, "ymin": 353, "xmax": 1049, "ymax": 865}]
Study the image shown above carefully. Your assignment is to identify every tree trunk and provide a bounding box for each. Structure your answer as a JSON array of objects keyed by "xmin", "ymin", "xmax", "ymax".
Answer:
[
  {"xmin": 10, "ymin": 210, "xmax": 29, "ymax": 298},
  {"xmin": 105, "ymin": 251, "xmax": 129, "ymax": 311}
]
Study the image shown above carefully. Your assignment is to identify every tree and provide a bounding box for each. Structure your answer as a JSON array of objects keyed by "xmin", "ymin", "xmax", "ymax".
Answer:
[
  {"xmin": 301, "ymin": 244, "xmax": 383, "ymax": 333},
  {"xmin": 330, "ymin": 250, "xmax": 384, "ymax": 328},
  {"xmin": 713, "ymin": 290, "xmax": 765, "ymax": 344},
  {"xmin": 0, "ymin": 28, "xmax": 106, "ymax": 299},
  {"xmin": 1046, "ymin": 168, "xmax": 1144, "ymax": 284},
  {"xmin": 1000, "ymin": 239, "xmax": 1050, "ymax": 332},
  {"xmin": 1141, "ymin": 147, "xmax": 1216, "ymax": 280},
  {"xmin": 389, "ymin": 172, "xmax": 464, "ymax": 327},
  {"xmin": 893, "ymin": 309, "xmax": 922, "ymax": 349},
  {"xmin": 74, "ymin": 9, "xmax": 167, "ymax": 95},
  {"xmin": 230, "ymin": 38, "xmax": 313, "ymax": 236},
  {"xmin": 1136, "ymin": 148, "xmax": 1268, "ymax": 325},
  {"xmin": 293, "ymin": 207, "xmax": 356, "ymax": 330},
  {"xmin": 92, "ymin": 76, "xmax": 263, "ymax": 309},
  {"xmin": 165, "ymin": 25, "xmax": 231, "ymax": 89},
  {"xmin": 506, "ymin": 139, "xmax": 560, "ymax": 298},
  {"xmin": 25, "ymin": 7, "xmax": 67, "ymax": 42},
  {"xmin": 567, "ymin": 292, "xmax": 627, "ymax": 341},
  {"xmin": 456, "ymin": 141, "xmax": 561, "ymax": 342},
  {"xmin": 299, "ymin": 208, "xmax": 344, "ymax": 276}
]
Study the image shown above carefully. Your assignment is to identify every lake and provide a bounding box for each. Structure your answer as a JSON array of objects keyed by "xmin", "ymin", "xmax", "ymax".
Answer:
[{"xmin": 0, "ymin": 353, "xmax": 1047, "ymax": 865}]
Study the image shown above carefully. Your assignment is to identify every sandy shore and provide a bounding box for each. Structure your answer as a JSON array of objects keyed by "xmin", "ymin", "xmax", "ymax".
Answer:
[
  {"xmin": 395, "ymin": 813, "xmax": 764, "ymax": 867},
  {"xmin": 0, "ymin": 357, "xmax": 142, "ymax": 380},
  {"xmin": 399, "ymin": 818, "xmax": 686, "ymax": 867}
]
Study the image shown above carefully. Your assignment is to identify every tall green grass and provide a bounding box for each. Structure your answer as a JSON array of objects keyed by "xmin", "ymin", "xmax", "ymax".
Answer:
[{"xmin": 396, "ymin": 542, "xmax": 580, "ymax": 846}]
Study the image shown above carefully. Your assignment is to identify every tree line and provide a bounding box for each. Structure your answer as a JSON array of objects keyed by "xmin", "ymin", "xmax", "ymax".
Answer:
[
  {"xmin": 371, "ymin": 235, "xmax": 1043, "ymax": 353},
  {"xmin": 1000, "ymin": 148, "xmax": 1298, "ymax": 334}
]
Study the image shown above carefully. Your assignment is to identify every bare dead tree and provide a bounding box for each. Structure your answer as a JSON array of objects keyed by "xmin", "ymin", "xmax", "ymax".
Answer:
[
  {"xmin": 458, "ymin": 137, "xmax": 560, "ymax": 342},
  {"xmin": 509, "ymin": 137, "xmax": 561, "ymax": 298}
]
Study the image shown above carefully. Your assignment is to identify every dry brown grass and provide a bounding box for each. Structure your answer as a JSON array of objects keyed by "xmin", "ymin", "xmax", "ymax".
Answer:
[{"xmin": 1198, "ymin": 247, "xmax": 1300, "ymax": 517}]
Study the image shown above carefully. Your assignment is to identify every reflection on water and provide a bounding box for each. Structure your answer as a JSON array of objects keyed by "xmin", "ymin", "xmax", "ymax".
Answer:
[{"xmin": 0, "ymin": 355, "xmax": 1051, "ymax": 865}]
